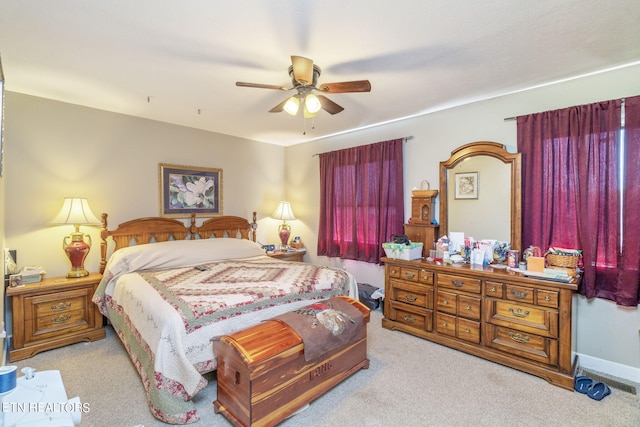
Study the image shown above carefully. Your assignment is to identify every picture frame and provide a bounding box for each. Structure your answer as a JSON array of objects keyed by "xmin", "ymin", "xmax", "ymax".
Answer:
[
  {"xmin": 159, "ymin": 163, "xmax": 223, "ymax": 217},
  {"xmin": 454, "ymin": 172, "xmax": 478, "ymax": 199}
]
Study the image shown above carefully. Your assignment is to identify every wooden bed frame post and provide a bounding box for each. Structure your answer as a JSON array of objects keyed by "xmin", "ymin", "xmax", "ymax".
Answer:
[{"xmin": 100, "ymin": 213, "xmax": 109, "ymax": 275}]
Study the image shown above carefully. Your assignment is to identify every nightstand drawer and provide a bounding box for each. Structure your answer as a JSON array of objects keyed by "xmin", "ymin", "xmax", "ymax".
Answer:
[
  {"xmin": 33, "ymin": 294, "xmax": 87, "ymax": 318},
  {"xmin": 31, "ymin": 309, "xmax": 88, "ymax": 338}
]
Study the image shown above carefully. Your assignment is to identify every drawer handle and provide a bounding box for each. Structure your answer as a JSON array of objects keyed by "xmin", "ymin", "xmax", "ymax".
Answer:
[
  {"xmin": 51, "ymin": 314, "xmax": 72, "ymax": 324},
  {"xmin": 465, "ymin": 328, "xmax": 471, "ymax": 334},
  {"xmin": 465, "ymin": 304, "xmax": 472, "ymax": 311},
  {"xmin": 508, "ymin": 307, "xmax": 530, "ymax": 318},
  {"xmin": 51, "ymin": 302, "xmax": 71, "ymax": 312},
  {"xmin": 442, "ymin": 321, "xmax": 448, "ymax": 327},
  {"xmin": 442, "ymin": 299, "xmax": 449, "ymax": 305},
  {"xmin": 390, "ymin": 269, "xmax": 398, "ymax": 274},
  {"xmin": 404, "ymin": 272, "xmax": 416, "ymax": 279},
  {"xmin": 404, "ymin": 294, "xmax": 417, "ymax": 302},
  {"xmin": 510, "ymin": 289, "xmax": 529, "ymax": 299},
  {"xmin": 403, "ymin": 314, "xmax": 416, "ymax": 323},
  {"xmin": 490, "ymin": 286, "xmax": 497, "ymax": 292},
  {"xmin": 451, "ymin": 280, "xmax": 464, "ymax": 287},
  {"xmin": 509, "ymin": 332, "xmax": 530, "ymax": 343},
  {"xmin": 544, "ymin": 295, "xmax": 551, "ymax": 301}
]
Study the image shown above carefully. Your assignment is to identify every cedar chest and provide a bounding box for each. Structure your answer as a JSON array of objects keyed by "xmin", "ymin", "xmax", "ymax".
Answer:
[{"xmin": 213, "ymin": 296, "xmax": 370, "ymax": 427}]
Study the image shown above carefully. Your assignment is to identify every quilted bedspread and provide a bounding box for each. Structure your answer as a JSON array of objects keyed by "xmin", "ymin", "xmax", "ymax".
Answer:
[{"xmin": 92, "ymin": 238, "xmax": 356, "ymax": 424}]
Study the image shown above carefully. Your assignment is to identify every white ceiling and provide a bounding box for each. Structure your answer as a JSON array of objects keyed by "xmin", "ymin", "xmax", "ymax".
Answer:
[{"xmin": 1, "ymin": 1, "xmax": 639, "ymax": 146}]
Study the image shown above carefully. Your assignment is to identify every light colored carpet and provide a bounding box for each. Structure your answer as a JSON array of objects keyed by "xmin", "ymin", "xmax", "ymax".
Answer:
[{"xmin": 13, "ymin": 310, "xmax": 640, "ymax": 426}]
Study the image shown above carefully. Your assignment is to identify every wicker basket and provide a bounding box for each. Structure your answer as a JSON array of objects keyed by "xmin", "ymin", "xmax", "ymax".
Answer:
[
  {"xmin": 546, "ymin": 253, "xmax": 580, "ymax": 268},
  {"xmin": 412, "ymin": 180, "xmax": 438, "ymax": 198}
]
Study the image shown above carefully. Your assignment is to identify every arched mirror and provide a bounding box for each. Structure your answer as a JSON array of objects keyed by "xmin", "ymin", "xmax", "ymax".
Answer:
[{"xmin": 439, "ymin": 141, "xmax": 522, "ymax": 251}]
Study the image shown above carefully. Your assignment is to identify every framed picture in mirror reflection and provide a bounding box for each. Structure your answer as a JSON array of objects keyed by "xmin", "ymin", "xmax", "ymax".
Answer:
[{"xmin": 455, "ymin": 172, "xmax": 478, "ymax": 199}]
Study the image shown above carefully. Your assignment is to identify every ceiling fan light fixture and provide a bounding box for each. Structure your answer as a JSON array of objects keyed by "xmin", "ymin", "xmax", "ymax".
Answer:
[
  {"xmin": 283, "ymin": 96, "xmax": 300, "ymax": 115},
  {"xmin": 304, "ymin": 93, "xmax": 321, "ymax": 113}
]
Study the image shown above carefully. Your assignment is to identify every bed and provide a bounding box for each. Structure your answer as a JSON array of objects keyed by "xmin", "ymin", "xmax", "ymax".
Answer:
[{"xmin": 92, "ymin": 212, "xmax": 357, "ymax": 424}]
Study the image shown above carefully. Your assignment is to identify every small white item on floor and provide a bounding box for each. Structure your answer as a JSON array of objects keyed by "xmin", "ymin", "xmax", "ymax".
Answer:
[{"xmin": 1, "ymin": 369, "xmax": 82, "ymax": 426}]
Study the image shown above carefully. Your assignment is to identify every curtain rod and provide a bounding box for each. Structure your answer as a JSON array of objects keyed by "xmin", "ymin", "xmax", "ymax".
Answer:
[
  {"xmin": 504, "ymin": 96, "xmax": 630, "ymax": 122},
  {"xmin": 311, "ymin": 136, "xmax": 413, "ymax": 157}
]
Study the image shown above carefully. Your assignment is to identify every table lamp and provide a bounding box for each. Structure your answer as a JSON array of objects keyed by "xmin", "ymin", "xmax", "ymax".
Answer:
[
  {"xmin": 271, "ymin": 201, "xmax": 296, "ymax": 249},
  {"xmin": 49, "ymin": 197, "xmax": 102, "ymax": 277}
]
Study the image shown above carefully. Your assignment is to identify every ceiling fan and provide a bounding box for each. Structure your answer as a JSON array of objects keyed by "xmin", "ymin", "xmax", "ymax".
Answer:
[{"xmin": 236, "ymin": 55, "xmax": 371, "ymax": 118}]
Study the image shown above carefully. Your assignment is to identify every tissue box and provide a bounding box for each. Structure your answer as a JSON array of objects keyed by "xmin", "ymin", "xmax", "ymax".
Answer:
[{"xmin": 382, "ymin": 242, "xmax": 424, "ymax": 260}]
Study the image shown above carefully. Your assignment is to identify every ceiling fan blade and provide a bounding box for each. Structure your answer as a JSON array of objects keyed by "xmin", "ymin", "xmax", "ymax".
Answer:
[
  {"xmin": 291, "ymin": 55, "xmax": 314, "ymax": 85},
  {"xmin": 269, "ymin": 98, "xmax": 289, "ymax": 113},
  {"xmin": 236, "ymin": 81, "xmax": 290, "ymax": 90},
  {"xmin": 317, "ymin": 95, "xmax": 344, "ymax": 115},
  {"xmin": 319, "ymin": 80, "xmax": 371, "ymax": 93}
]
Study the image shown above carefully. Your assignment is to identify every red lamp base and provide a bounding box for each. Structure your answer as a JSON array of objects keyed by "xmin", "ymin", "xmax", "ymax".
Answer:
[
  {"xmin": 64, "ymin": 232, "xmax": 91, "ymax": 278},
  {"xmin": 278, "ymin": 223, "xmax": 291, "ymax": 249}
]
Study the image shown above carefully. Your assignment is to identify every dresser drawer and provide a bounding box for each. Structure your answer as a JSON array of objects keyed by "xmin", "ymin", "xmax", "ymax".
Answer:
[
  {"xmin": 485, "ymin": 281, "xmax": 504, "ymax": 298},
  {"xmin": 435, "ymin": 312, "xmax": 456, "ymax": 337},
  {"xmin": 391, "ymin": 302, "xmax": 432, "ymax": 332},
  {"xmin": 399, "ymin": 267, "xmax": 420, "ymax": 282},
  {"xmin": 437, "ymin": 273, "xmax": 481, "ymax": 294},
  {"xmin": 419, "ymin": 269, "xmax": 434, "ymax": 284},
  {"xmin": 457, "ymin": 318, "xmax": 480, "ymax": 344},
  {"xmin": 485, "ymin": 324, "xmax": 558, "ymax": 366},
  {"xmin": 484, "ymin": 299, "xmax": 558, "ymax": 338},
  {"xmin": 436, "ymin": 290, "xmax": 457, "ymax": 315},
  {"xmin": 387, "ymin": 264, "xmax": 401, "ymax": 279},
  {"xmin": 505, "ymin": 285, "xmax": 534, "ymax": 304},
  {"xmin": 536, "ymin": 289, "xmax": 559, "ymax": 308},
  {"xmin": 389, "ymin": 279, "xmax": 433, "ymax": 309},
  {"xmin": 457, "ymin": 294, "xmax": 481, "ymax": 320}
]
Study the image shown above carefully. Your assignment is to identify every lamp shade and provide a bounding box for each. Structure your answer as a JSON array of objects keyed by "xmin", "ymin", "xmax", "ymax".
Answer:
[
  {"xmin": 283, "ymin": 97, "xmax": 300, "ymax": 116},
  {"xmin": 271, "ymin": 201, "xmax": 296, "ymax": 221},
  {"xmin": 50, "ymin": 197, "xmax": 102, "ymax": 226},
  {"xmin": 304, "ymin": 93, "xmax": 321, "ymax": 113}
]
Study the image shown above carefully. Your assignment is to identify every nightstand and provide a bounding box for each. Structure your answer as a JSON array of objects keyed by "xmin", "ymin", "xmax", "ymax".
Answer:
[
  {"xmin": 267, "ymin": 248, "xmax": 307, "ymax": 262},
  {"xmin": 7, "ymin": 272, "xmax": 106, "ymax": 362}
]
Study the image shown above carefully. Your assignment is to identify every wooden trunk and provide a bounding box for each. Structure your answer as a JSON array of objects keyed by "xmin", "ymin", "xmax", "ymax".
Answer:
[{"xmin": 213, "ymin": 296, "xmax": 370, "ymax": 427}]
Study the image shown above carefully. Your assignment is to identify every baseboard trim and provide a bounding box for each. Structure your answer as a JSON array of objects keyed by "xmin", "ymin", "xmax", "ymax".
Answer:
[{"xmin": 574, "ymin": 352, "xmax": 640, "ymax": 383}]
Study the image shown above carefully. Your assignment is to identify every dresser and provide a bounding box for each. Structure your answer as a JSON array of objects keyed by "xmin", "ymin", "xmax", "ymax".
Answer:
[
  {"xmin": 7, "ymin": 273, "xmax": 106, "ymax": 361},
  {"xmin": 381, "ymin": 257, "xmax": 578, "ymax": 390}
]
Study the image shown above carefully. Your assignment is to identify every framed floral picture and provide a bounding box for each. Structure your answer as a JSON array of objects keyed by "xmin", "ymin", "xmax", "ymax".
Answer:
[
  {"xmin": 159, "ymin": 163, "xmax": 223, "ymax": 217},
  {"xmin": 454, "ymin": 172, "xmax": 478, "ymax": 199}
]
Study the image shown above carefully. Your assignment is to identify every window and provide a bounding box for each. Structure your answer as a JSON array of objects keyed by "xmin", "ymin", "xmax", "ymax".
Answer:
[
  {"xmin": 517, "ymin": 96, "xmax": 640, "ymax": 306},
  {"xmin": 317, "ymin": 139, "xmax": 404, "ymax": 263}
]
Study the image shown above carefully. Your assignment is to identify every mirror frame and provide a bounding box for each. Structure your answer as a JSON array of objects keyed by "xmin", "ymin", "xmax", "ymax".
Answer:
[{"xmin": 439, "ymin": 141, "xmax": 522, "ymax": 250}]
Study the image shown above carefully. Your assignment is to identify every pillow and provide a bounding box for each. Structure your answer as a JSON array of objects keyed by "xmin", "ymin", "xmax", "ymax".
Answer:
[{"xmin": 103, "ymin": 238, "xmax": 265, "ymax": 282}]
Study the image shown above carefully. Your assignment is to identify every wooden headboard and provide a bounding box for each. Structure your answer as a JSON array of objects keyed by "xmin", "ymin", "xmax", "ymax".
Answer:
[{"xmin": 99, "ymin": 212, "xmax": 258, "ymax": 274}]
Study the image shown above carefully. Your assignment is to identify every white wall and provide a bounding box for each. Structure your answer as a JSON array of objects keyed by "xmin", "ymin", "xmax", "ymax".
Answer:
[
  {"xmin": 285, "ymin": 64, "xmax": 640, "ymax": 381},
  {"xmin": 3, "ymin": 93, "xmax": 287, "ymax": 277}
]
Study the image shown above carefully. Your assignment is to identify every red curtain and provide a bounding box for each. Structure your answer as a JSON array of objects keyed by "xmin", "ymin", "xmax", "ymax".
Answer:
[
  {"xmin": 618, "ymin": 96, "xmax": 640, "ymax": 306},
  {"xmin": 517, "ymin": 96, "xmax": 640, "ymax": 306},
  {"xmin": 317, "ymin": 139, "xmax": 404, "ymax": 263}
]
